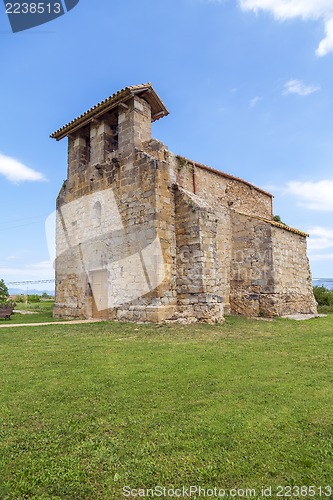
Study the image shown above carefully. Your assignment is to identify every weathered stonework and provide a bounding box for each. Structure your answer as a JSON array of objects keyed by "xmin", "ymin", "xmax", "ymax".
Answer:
[{"xmin": 51, "ymin": 83, "xmax": 317, "ymax": 322}]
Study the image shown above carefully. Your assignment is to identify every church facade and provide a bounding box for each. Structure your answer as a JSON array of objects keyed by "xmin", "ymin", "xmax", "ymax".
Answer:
[{"xmin": 51, "ymin": 83, "xmax": 317, "ymax": 322}]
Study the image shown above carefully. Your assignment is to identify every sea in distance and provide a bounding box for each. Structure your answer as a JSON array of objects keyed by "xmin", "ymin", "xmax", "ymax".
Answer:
[{"xmin": 312, "ymin": 278, "xmax": 333, "ymax": 290}]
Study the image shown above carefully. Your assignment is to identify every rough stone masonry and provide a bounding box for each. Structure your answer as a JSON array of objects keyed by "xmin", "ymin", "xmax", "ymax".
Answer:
[{"xmin": 51, "ymin": 83, "xmax": 317, "ymax": 323}]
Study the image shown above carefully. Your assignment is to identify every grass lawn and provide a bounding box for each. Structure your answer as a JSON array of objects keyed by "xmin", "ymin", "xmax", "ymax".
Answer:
[
  {"xmin": 1, "ymin": 316, "xmax": 333, "ymax": 499},
  {"xmin": 1, "ymin": 301, "xmax": 63, "ymax": 324}
]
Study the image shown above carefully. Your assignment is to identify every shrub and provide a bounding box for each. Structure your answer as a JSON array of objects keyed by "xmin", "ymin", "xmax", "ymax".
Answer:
[
  {"xmin": 5, "ymin": 299, "xmax": 16, "ymax": 308},
  {"xmin": 273, "ymin": 215, "xmax": 286, "ymax": 225},
  {"xmin": 313, "ymin": 286, "xmax": 333, "ymax": 306},
  {"xmin": 27, "ymin": 294, "xmax": 41, "ymax": 303},
  {"xmin": 313, "ymin": 286, "xmax": 333, "ymax": 313},
  {"xmin": 14, "ymin": 295, "xmax": 25, "ymax": 303}
]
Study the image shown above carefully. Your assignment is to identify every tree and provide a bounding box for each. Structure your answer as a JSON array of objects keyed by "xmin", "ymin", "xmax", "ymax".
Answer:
[{"xmin": 0, "ymin": 279, "xmax": 9, "ymax": 304}]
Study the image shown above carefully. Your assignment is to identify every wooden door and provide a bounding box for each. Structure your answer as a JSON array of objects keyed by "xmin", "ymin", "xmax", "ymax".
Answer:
[{"xmin": 91, "ymin": 270, "xmax": 109, "ymax": 319}]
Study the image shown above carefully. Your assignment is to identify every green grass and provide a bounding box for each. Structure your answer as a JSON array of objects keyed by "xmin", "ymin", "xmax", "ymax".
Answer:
[
  {"xmin": 14, "ymin": 301, "xmax": 55, "ymax": 312},
  {"xmin": 1, "ymin": 316, "xmax": 333, "ymax": 499},
  {"xmin": 0, "ymin": 301, "xmax": 62, "ymax": 324}
]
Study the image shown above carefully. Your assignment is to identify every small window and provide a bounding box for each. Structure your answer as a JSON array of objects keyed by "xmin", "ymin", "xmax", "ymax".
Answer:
[
  {"xmin": 86, "ymin": 137, "xmax": 91, "ymax": 164},
  {"xmin": 110, "ymin": 124, "xmax": 118, "ymax": 152}
]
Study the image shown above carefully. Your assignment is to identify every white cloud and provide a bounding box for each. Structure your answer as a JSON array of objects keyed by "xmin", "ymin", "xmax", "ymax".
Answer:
[
  {"xmin": 307, "ymin": 227, "xmax": 333, "ymax": 251},
  {"xmin": 249, "ymin": 96, "xmax": 262, "ymax": 108},
  {"xmin": 310, "ymin": 252, "xmax": 333, "ymax": 261},
  {"xmin": 306, "ymin": 226, "xmax": 333, "ymax": 266},
  {"xmin": 0, "ymin": 153, "xmax": 46, "ymax": 183},
  {"xmin": 0, "ymin": 260, "xmax": 54, "ymax": 284},
  {"xmin": 316, "ymin": 17, "xmax": 333, "ymax": 56},
  {"xmin": 260, "ymin": 184, "xmax": 283, "ymax": 194},
  {"xmin": 238, "ymin": 0, "xmax": 333, "ymax": 56},
  {"xmin": 283, "ymin": 79, "xmax": 320, "ymax": 96},
  {"xmin": 286, "ymin": 180, "xmax": 333, "ymax": 211},
  {"xmin": 239, "ymin": 0, "xmax": 333, "ymax": 20}
]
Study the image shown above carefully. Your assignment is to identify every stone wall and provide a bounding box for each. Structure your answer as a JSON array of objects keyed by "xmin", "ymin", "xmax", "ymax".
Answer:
[
  {"xmin": 55, "ymin": 96, "xmax": 178, "ymax": 321},
  {"xmin": 270, "ymin": 226, "xmax": 317, "ymax": 315},
  {"xmin": 54, "ymin": 87, "xmax": 317, "ymax": 322},
  {"xmin": 229, "ymin": 212, "xmax": 317, "ymax": 317},
  {"xmin": 229, "ymin": 212, "xmax": 274, "ymax": 316},
  {"xmin": 174, "ymin": 187, "xmax": 224, "ymax": 323},
  {"xmin": 175, "ymin": 156, "xmax": 272, "ymax": 218}
]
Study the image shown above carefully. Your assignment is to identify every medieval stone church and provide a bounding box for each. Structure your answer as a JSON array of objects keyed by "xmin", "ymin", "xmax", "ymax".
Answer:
[{"xmin": 51, "ymin": 83, "xmax": 317, "ymax": 322}]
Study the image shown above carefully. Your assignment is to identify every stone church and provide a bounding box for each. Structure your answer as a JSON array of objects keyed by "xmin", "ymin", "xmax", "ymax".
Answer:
[{"xmin": 51, "ymin": 83, "xmax": 317, "ymax": 322}]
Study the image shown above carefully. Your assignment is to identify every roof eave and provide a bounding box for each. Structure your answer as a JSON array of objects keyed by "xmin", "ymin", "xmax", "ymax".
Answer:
[
  {"xmin": 236, "ymin": 211, "xmax": 309, "ymax": 237},
  {"xmin": 50, "ymin": 83, "xmax": 169, "ymax": 141}
]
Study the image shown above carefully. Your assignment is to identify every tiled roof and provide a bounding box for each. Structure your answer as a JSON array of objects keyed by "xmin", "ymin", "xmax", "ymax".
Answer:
[
  {"xmin": 51, "ymin": 83, "xmax": 169, "ymax": 141},
  {"xmin": 176, "ymin": 156, "xmax": 273, "ymax": 198},
  {"xmin": 237, "ymin": 212, "xmax": 309, "ymax": 237}
]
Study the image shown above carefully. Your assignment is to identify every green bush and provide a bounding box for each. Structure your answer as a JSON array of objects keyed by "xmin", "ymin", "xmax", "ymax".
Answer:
[
  {"xmin": 313, "ymin": 286, "xmax": 333, "ymax": 305},
  {"xmin": 273, "ymin": 215, "xmax": 286, "ymax": 225},
  {"xmin": 313, "ymin": 286, "xmax": 333, "ymax": 312},
  {"xmin": 14, "ymin": 295, "xmax": 25, "ymax": 303},
  {"xmin": 27, "ymin": 294, "xmax": 41, "ymax": 303}
]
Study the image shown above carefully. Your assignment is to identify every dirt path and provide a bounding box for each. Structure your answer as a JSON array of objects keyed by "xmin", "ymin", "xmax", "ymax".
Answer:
[
  {"xmin": 0, "ymin": 319, "xmax": 103, "ymax": 328},
  {"xmin": 281, "ymin": 313, "xmax": 326, "ymax": 320}
]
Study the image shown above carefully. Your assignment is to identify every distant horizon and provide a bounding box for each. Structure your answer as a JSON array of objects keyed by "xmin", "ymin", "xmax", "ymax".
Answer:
[{"xmin": 8, "ymin": 287, "xmax": 55, "ymax": 295}]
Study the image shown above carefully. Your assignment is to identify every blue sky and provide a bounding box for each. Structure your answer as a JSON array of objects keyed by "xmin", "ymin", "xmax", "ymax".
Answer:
[{"xmin": 1, "ymin": 0, "xmax": 333, "ymax": 290}]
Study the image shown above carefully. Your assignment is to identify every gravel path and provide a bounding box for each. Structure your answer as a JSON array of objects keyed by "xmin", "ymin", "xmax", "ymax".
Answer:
[
  {"xmin": 281, "ymin": 313, "xmax": 326, "ymax": 321},
  {"xmin": 0, "ymin": 319, "xmax": 103, "ymax": 328}
]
